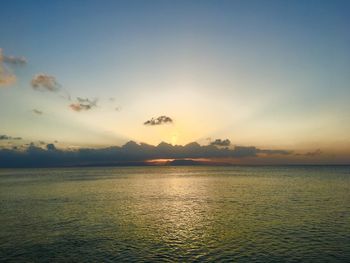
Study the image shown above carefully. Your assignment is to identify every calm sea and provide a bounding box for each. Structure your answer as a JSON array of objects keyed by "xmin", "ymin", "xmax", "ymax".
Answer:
[{"xmin": 0, "ymin": 166, "xmax": 349, "ymax": 262}]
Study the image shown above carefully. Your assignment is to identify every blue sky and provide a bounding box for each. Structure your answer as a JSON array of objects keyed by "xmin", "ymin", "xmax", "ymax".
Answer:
[{"xmin": 1, "ymin": 0, "xmax": 350, "ymax": 163}]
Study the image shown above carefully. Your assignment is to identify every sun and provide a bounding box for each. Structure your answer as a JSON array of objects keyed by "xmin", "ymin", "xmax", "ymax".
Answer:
[{"xmin": 171, "ymin": 132, "xmax": 178, "ymax": 145}]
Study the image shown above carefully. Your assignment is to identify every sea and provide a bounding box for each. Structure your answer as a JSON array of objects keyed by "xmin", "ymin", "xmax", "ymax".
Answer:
[{"xmin": 0, "ymin": 166, "xmax": 349, "ymax": 262}]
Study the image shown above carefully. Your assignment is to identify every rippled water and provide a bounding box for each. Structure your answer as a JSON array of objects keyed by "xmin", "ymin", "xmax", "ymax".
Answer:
[{"xmin": 0, "ymin": 166, "xmax": 349, "ymax": 262}]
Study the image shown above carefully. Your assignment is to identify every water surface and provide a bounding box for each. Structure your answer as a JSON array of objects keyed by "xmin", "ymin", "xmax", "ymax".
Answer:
[{"xmin": 0, "ymin": 166, "xmax": 349, "ymax": 262}]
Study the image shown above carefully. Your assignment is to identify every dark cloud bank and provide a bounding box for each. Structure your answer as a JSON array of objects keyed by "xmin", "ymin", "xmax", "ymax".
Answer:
[{"xmin": 0, "ymin": 141, "xmax": 291, "ymax": 168}]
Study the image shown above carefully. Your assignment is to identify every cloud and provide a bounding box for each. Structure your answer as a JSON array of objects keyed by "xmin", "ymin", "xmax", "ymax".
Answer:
[
  {"xmin": 144, "ymin": 116, "xmax": 173, "ymax": 126},
  {"xmin": 1, "ymin": 48, "xmax": 27, "ymax": 65},
  {"xmin": 46, "ymin": 143, "xmax": 56, "ymax": 151},
  {"xmin": 59, "ymin": 89, "xmax": 72, "ymax": 101},
  {"xmin": 0, "ymin": 48, "xmax": 25, "ymax": 87},
  {"xmin": 0, "ymin": 135, "xmax": 22, "ymax": 140},
  {"xmin": 255, "ymin": 148, "xmax": 291, "ymax": 155},
  {"xmin": 70, "ymin": 97, "xmax": 98, "ymax": 112},
  {"xmin": 32, "ymin": 109, "xmax": 43, "ymax": 115},
  {"xmin": 0, "ymin": 68, "xmax": 16, "ymax": 86},
  {"xmin": 0, "ymin": 141, "xmax": 292, "ymax": 167},
  {"xmin": 210, "ymin": 139, "xmax": 231, "ymax": 147},
  {"xmin": 304, "ymin": 149, "xmax": 322, "ymax": 157},
  {"xmin": 31, "ymin": 74, "xmax": 60, "ymax": 92},
  {"xmin": 3, "ymin": 55, "xmax": 27, "ymax": 65}
]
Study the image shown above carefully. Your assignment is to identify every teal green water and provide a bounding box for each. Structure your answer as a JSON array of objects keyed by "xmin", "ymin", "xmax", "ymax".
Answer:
[{"xmin": 0, "ymin": 166, "xmax": 349, "ymax": 262}]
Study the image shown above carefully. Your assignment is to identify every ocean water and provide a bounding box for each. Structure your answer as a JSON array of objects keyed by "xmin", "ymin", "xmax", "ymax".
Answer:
[{"xmin": 0, "ymin": 166, "xmax": 349, "ymax": 262}]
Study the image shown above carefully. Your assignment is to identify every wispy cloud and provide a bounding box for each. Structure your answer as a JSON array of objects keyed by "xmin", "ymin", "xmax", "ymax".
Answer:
[
  {"xmin": 210, "ymin": 139, "xmax": 231, "ymax": 147},
  {"xmin": 70, "ymin": 97, "xmax": 98, "ymax": 112},
  {"xmin": 304, "ymin": 149, "xmax": 322, "ymax": 156},
  {"xmin": 32, "ymin": 109, "xmax": 43, "ymax": 115},
  {"xmin": 3, "ymin": 55, "xmax": 27, "ymax": 65},
  {"xmin": 31, "ymin": 74, "xmax": 60, "ymax": 92},
  {"xmin": 59, "ymin": 90, "xmax": 72, "ymax": 101},
  {"xmin": 0, "ymin": 48, "xmax": 27, "ymax": 66},
  {"xmin": 144, "ymin": 116, "xmax": 173, "ymax": 126}
]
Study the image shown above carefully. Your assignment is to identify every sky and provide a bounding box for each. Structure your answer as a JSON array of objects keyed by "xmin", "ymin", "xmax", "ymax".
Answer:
[{"xmin": 1, "ymin": 0, "xmax": 350, "ymax": 165}]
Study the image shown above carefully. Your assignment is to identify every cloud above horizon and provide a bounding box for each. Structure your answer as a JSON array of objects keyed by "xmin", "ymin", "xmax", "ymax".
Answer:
[
  {"xmin": 3, "ymin": 55, "xmax": 27, "ymax": 65},
  {"xmin": 304, "ymin": 149, "xmax": 322, "ymax": 156},
  {"xmin": 0, "ymin": 67, "xmax": 16, "ymax": 86},
  {"xmin": 70, "ymin": 97, "xmax": 98, "ymax": 112},
  {"xmin": 210, "ymin": 139, "xmax": 231, "ymax": 147},
  {"xmin": 0, "ymin": 48, "xmax": 26, "ymax": 87},
  {"xmin": 144, "ymin": 116, "xmax": 173, "ymax": 126},
  {"xmin": 32, "ymin": 109, "xmax": 43, "ymax": 115},
  {"xmin": 0, "ymin": 141, "xmax": 292, "ymax": 167},
  {"xmin": 31, "ymin": 74, "xmax": 60, "ymax": 92},
  {"xmin": 0, "ymin": 135, "xmax": 22, "ymax": 140}
]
